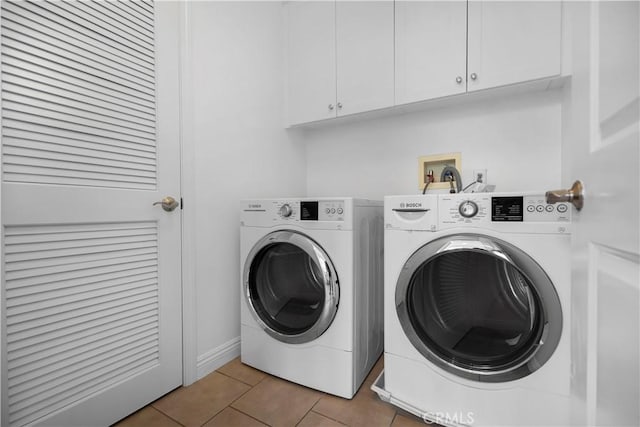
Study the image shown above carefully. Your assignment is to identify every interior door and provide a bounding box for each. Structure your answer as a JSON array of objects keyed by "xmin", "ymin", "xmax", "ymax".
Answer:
[
  {"xmin": 565, "ymin": 2, "xmax": 639, "ymax": 426},
  {"xmin": 0, "ymin": 1, "xmax": 182, "ymax": 426}
]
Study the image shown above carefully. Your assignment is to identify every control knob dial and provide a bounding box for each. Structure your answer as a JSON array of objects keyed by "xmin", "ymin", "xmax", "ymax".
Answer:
[
  {"xmin": 459, "ymin": 200, "xmax": 479, "ymax": 218},
  {"xmin": 279, "ymin": 203, "xmax": 293, "ymax": 218}
]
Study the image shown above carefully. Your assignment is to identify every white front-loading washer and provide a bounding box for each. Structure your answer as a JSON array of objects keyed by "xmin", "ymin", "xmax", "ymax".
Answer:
[
  {"xmin": 240, "ymin": 197, "xmax": 383, "ymax": 398},
  {"xmin": 378, "ymin": 192, "xmax": 572, "ymax": 426}
]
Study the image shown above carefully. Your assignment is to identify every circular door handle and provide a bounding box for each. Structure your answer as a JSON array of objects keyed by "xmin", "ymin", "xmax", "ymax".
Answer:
[
  {"xmin": 456, "ymin": 76, "xmax": 463, "ymax": 84},
  {"xmin": 328, "ymin": 104, "xmax": 334, "ymax": 111},
  {"xmin": 470, "ymin": 73, "xmax": 478, "ymax": 80},
  {"xmin": 153, "ymin": 196, "xmax": 179, "ymax": 212},
  {"xmin": 337, "ymin": 102, "xmax": 343, "ymax": 109}
]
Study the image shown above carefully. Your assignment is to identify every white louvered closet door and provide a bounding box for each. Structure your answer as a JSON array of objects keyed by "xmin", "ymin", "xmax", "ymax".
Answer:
[{"xmin": 0, "ymin": 1, "xmax": 182, "ymax": 426}]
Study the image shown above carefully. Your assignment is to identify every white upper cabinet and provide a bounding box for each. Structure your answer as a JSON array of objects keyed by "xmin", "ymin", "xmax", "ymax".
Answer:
[
  {"xmin": 336, "ymin": 1, "xmax": 394, "ymax": 116},
  {"xmin": 395, "ymin": 1, "xmax": 467, "ymax": 105},
  {"xmin": 467, "ymin": 1, "xmax": 562, "ymax": 92},
  {"xmin": 286, "ymin": 1, "xmax": 394, "ymax": 125},
  {"xmin": 286, "ymin": 1, "xmax": 336, "ymax": 125},
  {"xmin": 287, "ymin": 1, "xmax": 563, "ymax": 125},
  {"xmin": 395, "ymin": 0, "xmax": 562, "ymax": 104}
]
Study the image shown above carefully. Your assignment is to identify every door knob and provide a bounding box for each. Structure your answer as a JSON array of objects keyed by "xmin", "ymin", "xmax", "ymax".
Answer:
[
  {"xmin": 545, "ymin": 180, "xmax": 584, "ymax": 211},
  {"xmin": 153, "ymin": 196, "xmax": 179, "ymax": 212}
]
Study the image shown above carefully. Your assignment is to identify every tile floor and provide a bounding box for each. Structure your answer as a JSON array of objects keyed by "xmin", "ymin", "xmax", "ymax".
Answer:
[{"xmin": 114, "ymin": 356, "xmax": 431, "ymax": 427}]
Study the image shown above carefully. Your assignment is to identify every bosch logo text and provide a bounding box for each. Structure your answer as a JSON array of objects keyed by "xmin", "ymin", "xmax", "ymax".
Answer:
[{"xmin": 400, "ymin": 202, "xmax": 422, "ymax": 208}]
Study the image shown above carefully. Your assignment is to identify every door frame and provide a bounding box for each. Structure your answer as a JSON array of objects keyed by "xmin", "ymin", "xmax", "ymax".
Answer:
[{"xmin": 178, "ymin": 0, "xmax": 198, "ymax": 387}]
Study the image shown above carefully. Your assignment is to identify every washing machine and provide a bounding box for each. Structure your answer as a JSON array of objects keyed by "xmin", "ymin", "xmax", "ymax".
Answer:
[
  {"xmin": 377, "ymin": 192, "xmax": 571, "ymax": 426},
  {"xmin": 240, "ymin": 197, "xmax": 383, "ymax": 398}
]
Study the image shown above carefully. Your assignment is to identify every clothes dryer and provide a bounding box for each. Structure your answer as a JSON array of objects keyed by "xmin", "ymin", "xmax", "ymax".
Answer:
[
  {"xmin": 240, "ymin": 198, "xmax": 383, "ymax": 398},
  {"xmin": 378, "ymin": 193, "xmax": 571, "ymax": 426}
]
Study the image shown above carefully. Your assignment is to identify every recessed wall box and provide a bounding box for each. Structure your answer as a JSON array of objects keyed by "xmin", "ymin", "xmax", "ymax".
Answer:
[{"xmin": 418, "ymin": 152, "xmax": 462, "ymax": 190}]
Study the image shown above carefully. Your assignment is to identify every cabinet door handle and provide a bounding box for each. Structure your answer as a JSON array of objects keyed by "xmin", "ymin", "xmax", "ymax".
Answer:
[
  {"xmin": 328, "ymin": 104, "xmax": 334, "ymax": 111},
  {"xmin": 337, "ymin": 102, "xmax": 343, "ymax": 109},
  {"xmin": 470, "ymin": 73, "xmax": 478, "ymax": 81},
  {"xmin": 456, "ymin": 76, "xmax": 463, "ymax": 84}
]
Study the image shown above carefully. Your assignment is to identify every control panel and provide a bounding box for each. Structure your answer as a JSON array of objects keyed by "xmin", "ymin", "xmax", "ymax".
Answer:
[
  {"xmin": 241, "ymin": 199, "xmax": 354, "ymax": 228},
  {"xmin": 264, "ymin": 200, "xmax": 345, "ymax": 222},
  {"xmin": 439, "ymin": 194, "xmax": 570, "ymax": 224},
  {"xmin": 303, "ymin": 200, "xmax": 344, "ymax": 222},
  {"xmin": 275, "ymin": 201, "xmax": 298, "ymax": 220},
  {"xmin": 522, "ymin": 195, "xmax": 570, "ymax": 222},
  {"xmin": 440, "ymin": 194, "xmax": 491, "ymax": 225}
]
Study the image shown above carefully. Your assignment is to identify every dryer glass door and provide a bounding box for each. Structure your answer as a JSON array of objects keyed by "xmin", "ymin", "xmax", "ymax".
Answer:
[
  {"xmin": 396, "ymin": 234, "xmax": 562, "ymax": 382},
  {"xmin": 244, "ymin": 230, "xmax": 339, "ymax": 344}
]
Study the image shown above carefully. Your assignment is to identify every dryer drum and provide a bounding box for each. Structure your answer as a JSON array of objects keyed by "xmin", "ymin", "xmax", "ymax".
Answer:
[
  {"xmin": 244, "ymin": 230, "xmax": 340, "ymax": 344},
  {"xmin": 250, "ymin": 242, "xmax": 326, "ymax": 334},
  {"xmin": 395, "ymin": 234, "xmax": 563, "ymax": 383}
]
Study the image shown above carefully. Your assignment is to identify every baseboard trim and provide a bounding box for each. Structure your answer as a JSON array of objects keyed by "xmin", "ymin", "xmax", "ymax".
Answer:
[{"xmin": 196, "ymin": 337, "xmax": 241, "ymax": 380}]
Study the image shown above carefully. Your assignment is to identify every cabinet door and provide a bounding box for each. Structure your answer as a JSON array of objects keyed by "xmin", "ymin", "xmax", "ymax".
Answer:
[
  {"xmin": 467, "ymin": 1, "xmax": 562, "ymax": 92},
  {"xmin": 395, "ymin": 1, "xmax": 467, "ymax": 105},
  {"xmin": 336, "ymin": 1, "xmax": 394, "ymax": 116},
  {"xmin": 286, "ymin": 1, "xmax": 336, "ymax": 125}
]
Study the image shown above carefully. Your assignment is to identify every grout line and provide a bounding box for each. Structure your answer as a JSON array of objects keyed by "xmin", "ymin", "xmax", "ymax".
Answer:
[
  {"xmin": 215, "ymin": 369, "xmax": 265, "ymax": 388},
  {"xmin": 309, "ymin": 408, "xmax": 348, "ymax": 426},
  {"xmin": 389, "ymin": 411, "xmax": 399, "ymax": 427},
  {"xmin": 295, "ymin": 395, "xmax": 325, "ymax": 427},
  {"xmin": 198, "ymin": 385, "xmax": 255, "ymax": 427},
  {"xmin": 310, "ymin": 400, "xmax": 348, "ymax": 426},
  {"xmin": 196, "ymin": 370, "xmax": 262, "ymax": 426},
  {"xmin": 148, "ymin": 404, "xmax": 187, "ymax": 427},
  {"xmin": 229, "ymin": 407, "xmax": 270, "ymax": 427}
]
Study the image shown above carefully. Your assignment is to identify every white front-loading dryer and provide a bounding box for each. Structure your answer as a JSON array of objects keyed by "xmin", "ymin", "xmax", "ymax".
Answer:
[
  {"xmin": 240, "ymin": 198, "xmax": 383, "ymax": 398},
  {"xmin": 380, "ymin": 193, "xmax": 572, "ymax": 426}
]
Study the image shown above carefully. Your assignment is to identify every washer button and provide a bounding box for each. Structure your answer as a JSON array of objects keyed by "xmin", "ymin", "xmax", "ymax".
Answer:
[
  {"xmin": 527, "ymin": 205, "xmax": 535, "ymax": 212},
  {"xmin": 536, "ymin": 205, "xmax": 544, "ymax": 212},
  {"xmin": 325, "ymin": 208, "xmax": 331, "ymax": 214},
  {"xmin": 337, "ymin": 208, "xmax": 343, "ymax": 214},
  {"xmin": 330, "ymin": 208, "xmax": 336, "ymax": 214},
  {"xmin": 545, "ymin": 205, "xmax": 554, "ymax": 212},
  {"xmin": 557, "ymin": 204, "xmax": 568, "ymax": 213}
]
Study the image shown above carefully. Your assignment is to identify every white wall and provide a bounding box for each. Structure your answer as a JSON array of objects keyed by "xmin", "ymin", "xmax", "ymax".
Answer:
[
  {"xmin": 299, "ymin": 88, "xmax": 563, "ymax": 199},
  {"xmin": 184, "ymin": 1, "xmax": 563, "ymax": 381},
  {"xmin": 186, "ymin": 1, "xmax": 306, "ymax": 378}
]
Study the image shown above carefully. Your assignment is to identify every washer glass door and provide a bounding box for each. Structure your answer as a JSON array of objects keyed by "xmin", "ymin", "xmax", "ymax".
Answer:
[
  {"xmin": 244, "ymin": 230, "xmax": 339, "ymax": 344},
  {"xmin": 396, "ymin": 234, "xmax": 562, "ymax": 382}
]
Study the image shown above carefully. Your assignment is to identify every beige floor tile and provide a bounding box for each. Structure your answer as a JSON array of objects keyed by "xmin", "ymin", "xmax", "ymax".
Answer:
[
  {"xmin": 113, "ymin": 406, "xmax": 181, "ymax": 427},
  {"xmin": 297, "ymin": 411, "xmax": 346, "ymax": 426},
  {"xmin": 391, "ymin": 413, "xmax": 430, "ymax": 427},
  {"xmin": 203, "ymin": 407, "xmax": 267, "ymax": 427},
  {"xmin": 231, "ymin": 376, "xmax": 322, "ymax": 427},
  {"xmin": 312, "ymin": 378, "xmax": 396, "ymax": 427},
  {"xmin": 217, "ymin": 357, "xmax": 267, "ymax": 386},
  {"xmin": 153, "ymin": 372, "xmax": 250, "ymax": 427}
]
